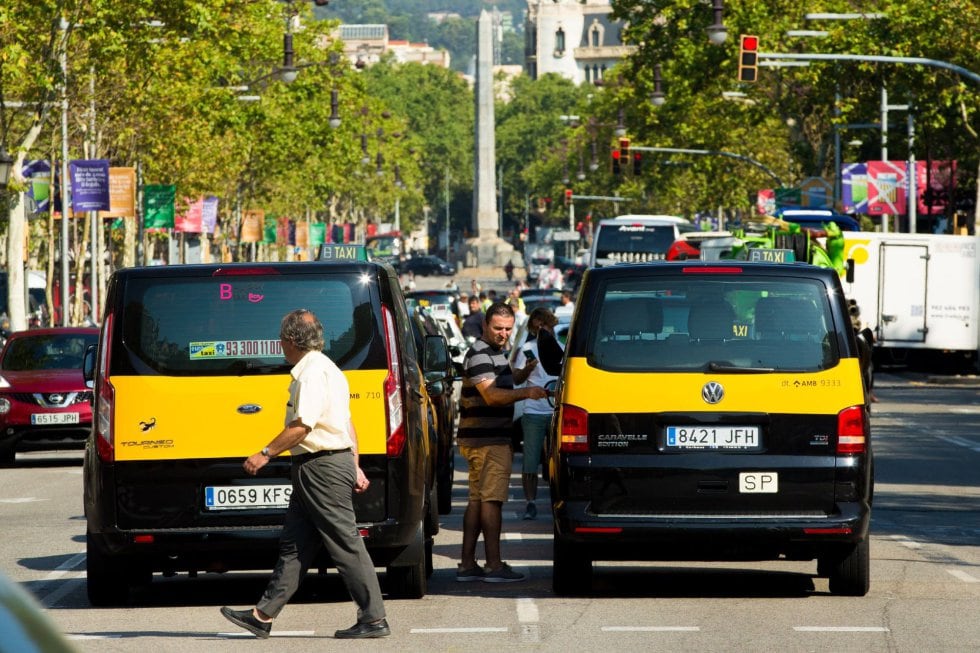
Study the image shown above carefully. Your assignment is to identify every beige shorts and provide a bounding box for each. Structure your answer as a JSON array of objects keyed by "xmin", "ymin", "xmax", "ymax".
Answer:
[{"xmin": 459, "ymin": 443, "xmax": 513, "ymax": 502}]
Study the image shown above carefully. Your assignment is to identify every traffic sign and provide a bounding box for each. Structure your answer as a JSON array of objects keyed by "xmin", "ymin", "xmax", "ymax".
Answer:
[{"xmin": 552, "ymin": 230, "xmax": 580, "ymax": 242}]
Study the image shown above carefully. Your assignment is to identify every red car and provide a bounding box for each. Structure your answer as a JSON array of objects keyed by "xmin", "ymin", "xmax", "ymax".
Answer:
[{"xmin": 0, "ymin": 327, "xmax": 99, "ymax": 465}]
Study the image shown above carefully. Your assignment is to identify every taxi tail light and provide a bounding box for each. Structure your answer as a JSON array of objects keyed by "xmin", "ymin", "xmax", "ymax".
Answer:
[
  {"xmin": 95, "ymin": 314, "xmax": 115, "ymax": 462},
  {"xmin": 559, "ymin": 404, "xmax": 589, "ymax": 453},
  {"xmin": 382, "ymin": 305, "xmax": 406, "ymax": 457},
  {"xmin": 836, "ymin": 405, "xmax": 867, "ymax": 454}
]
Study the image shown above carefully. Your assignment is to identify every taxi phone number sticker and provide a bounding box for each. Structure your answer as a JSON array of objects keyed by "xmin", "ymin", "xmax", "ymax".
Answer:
[{"xmin": 189, "ymin": 339, "xmax": 283, "ymax": 359}]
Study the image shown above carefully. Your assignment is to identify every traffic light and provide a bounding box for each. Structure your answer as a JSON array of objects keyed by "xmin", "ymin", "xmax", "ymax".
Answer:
[
  {"xmin": 738, "ymin": 34, "xmax": 759, "ymax": 82},
  {"xmin": 611, "ymin": 149, "xmax": 622, "ymax": 175},
  {"xmin": 564, "ymin": 188, "xmax": 573, "ymax": 207},
  {"xmin": 633, "ymin": 152, "xmax": 642, "ymax": 175},
  {"xmin": 618, "ymin": 137, "xmax": 631, "ymax": 159}
]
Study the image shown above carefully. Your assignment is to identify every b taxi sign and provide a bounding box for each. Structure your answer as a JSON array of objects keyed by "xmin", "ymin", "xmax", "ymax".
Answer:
[
  {"xmin": 318, "ymin": 244, "xmax": 368, "ymax": 262},
  {"xmin": 749, "ymin": 248, "xmax": 796, "ymax": 263}
]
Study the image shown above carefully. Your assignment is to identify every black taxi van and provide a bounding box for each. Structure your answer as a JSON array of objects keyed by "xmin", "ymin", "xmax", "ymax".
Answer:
[
  {"xmin": 83, "ymin": 249, "xmax": 452, "ymax": 605},
  {"xmin": 549, "ymin": 261, "xmax": 873, "ymax": 596}
]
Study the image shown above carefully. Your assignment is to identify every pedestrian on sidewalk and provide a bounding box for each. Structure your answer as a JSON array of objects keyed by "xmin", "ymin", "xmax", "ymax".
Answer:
[
  {"xmin": 220, "ymin": 309, "xmax": 389, "ymax": 640},
  {"xmin": 457, "ymin": 302, "xmax": 547, "ymax": 583}
]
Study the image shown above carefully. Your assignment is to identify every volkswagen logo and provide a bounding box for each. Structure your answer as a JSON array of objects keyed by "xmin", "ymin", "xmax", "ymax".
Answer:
[
  {"xmin": 48, "ymin": 393, "xmax": 65, "ymax": 404},
  {"xmin": 237, "ymin": 404, "xmax": 262, "ymax": 415},
  {"xmin": 701, "ymin": 381, "xmax": 724, "ymax": 404}
]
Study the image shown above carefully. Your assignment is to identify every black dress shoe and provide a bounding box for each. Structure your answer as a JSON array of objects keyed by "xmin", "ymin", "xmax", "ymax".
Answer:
[
  {"xmin": 220, "ymin": 606, "xmax": 272, "ymax": 639},
  {"xmin": 334, "ymin": 619, "xmax": 391, "ymax": 639}
]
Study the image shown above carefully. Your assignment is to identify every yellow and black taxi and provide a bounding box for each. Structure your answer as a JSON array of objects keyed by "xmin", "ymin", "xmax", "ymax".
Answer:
[
  {"xmin": 549, "ymin": 259, "xmax": 872, "ymax": 596},
  {"xmin": 83, "ymin": 245, "xmax": 453, "ymax": 605}
]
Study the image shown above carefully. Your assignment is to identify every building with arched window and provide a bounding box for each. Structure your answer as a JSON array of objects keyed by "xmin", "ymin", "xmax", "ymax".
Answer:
[{"xmin": 525, "ymin": 0, "xmax": 636, "ymax": 85}]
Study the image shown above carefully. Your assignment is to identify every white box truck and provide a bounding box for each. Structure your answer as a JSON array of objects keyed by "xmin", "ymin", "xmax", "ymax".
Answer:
[{"xmin": 841, "ymin": 232, "xmax": 980, "ymax": 370}]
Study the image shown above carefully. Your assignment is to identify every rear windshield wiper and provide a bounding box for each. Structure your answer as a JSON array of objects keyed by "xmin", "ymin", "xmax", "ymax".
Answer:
[
  {"xmin": 706, "ymin": 361, "xmax": 776, "ymax": 373},
  {"xmin": 229, "ymin": 360, "xmax": 289, "ymax": 375}
]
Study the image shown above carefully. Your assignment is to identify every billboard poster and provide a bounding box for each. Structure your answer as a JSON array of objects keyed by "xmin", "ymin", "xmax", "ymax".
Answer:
[
  {"xmin": 841, "ymin": 163, "xmax": 868, "ymax": 214},
  {"xmin": 916, "ymin": 160, "xmax": 956, "ymax": 216},
  {"xmin": 866, "ymin": 161, "xmax": 908, "ymax": 216},
  {"xmin": 756, "ymin": 189, "xmax": 775, "ymax": 215},
  {"xmin": 143, "ymin": 184, "xmax": 176, "ymax": 228},
  {"xmin": 201, "ymin": 196, "xmax": 219, "ymax": 234},
  {"xmin": 99, "ymin": 167, "xmax": 136, "ymax": 218},
  {"xmin": 240, "ymin": 209, "xmax": 264, "ymax": 242},
  {"xmin": 69, "ymin": 159, "xmax": 111, "ymax": 212},
  {"xmin": 22, "ymin": 160, "xmax": 52, "ymax": 214},
  {"xmin": 175, "ymin": 197, "xmax": 204, "ymax": 233},
  {"xmin": 310, "ymin": 222, "xmax": 326, "ymax": 246}
]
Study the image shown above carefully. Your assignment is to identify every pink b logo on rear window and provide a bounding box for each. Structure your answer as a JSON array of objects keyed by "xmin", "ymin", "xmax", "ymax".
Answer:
[{"xmin": 220, "ymin": 283, "xmax": 232, "ymax": 300}]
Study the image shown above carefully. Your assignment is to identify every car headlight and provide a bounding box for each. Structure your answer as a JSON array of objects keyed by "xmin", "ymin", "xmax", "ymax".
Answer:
[{"xmin": 0, "ymin": 398, "xmax": 10, "ymax": 415}]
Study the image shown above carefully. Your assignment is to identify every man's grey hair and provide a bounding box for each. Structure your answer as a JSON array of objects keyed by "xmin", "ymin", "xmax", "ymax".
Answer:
[{"xmin": 280, "ymin": 309, "xmax": 325, "ymax": 352}]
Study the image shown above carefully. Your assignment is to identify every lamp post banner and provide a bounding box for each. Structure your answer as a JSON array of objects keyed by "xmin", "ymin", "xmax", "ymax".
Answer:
[
  {"xmin": 99, "ymin": 167, "xmax": 136, "ymax": 218},
  {"xmin": 201, "ymin": 196, "xmax": 219, "ymax": 234},
  {"xmin": 175, "ymin": 196, "xmax": 204, "ymax": 233},
  {"xmin": 22, "ymin": 160, "xmax": 52, "ymax": 214},
  {"xmin": 841, "ymin": 163, "xmax": 869, "ymax": 214},
  {"xmin": 69, "ymin": 159, "xmax": 111, "ymax": 211},
  {"xmin": 310, "ymin": 222, "xmax": 326, "ymax": 246},
  {"xmin": 143, "ymin": 184, "xmax": 176, "ymax": 228}
]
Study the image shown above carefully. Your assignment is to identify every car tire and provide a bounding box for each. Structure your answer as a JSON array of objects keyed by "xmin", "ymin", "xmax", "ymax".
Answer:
[
  {"xmin": 552, "ymin": 529, "xmax": 592, "ymax": 596},
  {"xmin": 386, "ymin": 524, "xmax": 428, "ymax": 599},
  {"xmin": 825, "ymin": 538, "xmax": 870, "ymax": 596},
  {"xmin": 86, "ymin": 534, "xmax": 133, "ymax": 607},
  {"xmin": 0, "ymin": 444, "xmax": 15, "ymax": 467}
]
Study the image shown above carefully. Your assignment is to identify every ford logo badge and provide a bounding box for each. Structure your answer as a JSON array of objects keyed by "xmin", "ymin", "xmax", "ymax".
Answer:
[{"xmin": 237, "ymin": 404, "xmax": 262, "ymax": 415}]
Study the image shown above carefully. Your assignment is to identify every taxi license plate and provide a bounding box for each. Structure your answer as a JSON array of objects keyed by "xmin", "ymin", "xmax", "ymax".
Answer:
[
  {"xmin": 665, "ymin": 426, "xmax": 759, "ymax": 449},
  {"xmin": 31, "ymin": 413, "xmax": 80, "ymax": 425},
  {"xmin": 205, "ymin": 485, "xmax": 292, "ymax": 510}
]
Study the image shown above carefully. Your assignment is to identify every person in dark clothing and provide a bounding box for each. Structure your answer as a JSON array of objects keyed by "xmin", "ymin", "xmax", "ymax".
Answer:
[{"xmin": 461, "ymin": 295, "xmax": 485, "ymax": 339}]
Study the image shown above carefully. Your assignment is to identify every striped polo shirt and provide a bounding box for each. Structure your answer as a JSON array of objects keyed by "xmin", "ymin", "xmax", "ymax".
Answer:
[{"xmin": 457, "ymin": 338, "xmax": 514, "ymax": 446}]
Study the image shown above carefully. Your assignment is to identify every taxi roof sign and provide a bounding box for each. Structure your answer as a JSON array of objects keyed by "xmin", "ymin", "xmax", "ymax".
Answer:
[
  {"xmin": 748, "ymin": 248, "xmax": 795, "ymax": 263},
  {"xmin": 317, "ymin": 244, "xmax": 368, "ymax": 262}
]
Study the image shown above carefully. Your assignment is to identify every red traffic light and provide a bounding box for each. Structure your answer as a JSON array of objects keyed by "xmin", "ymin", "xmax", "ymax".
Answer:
[
  {"xmin": 741, "ymin": 34, "xmax": 758, "ymax": 51},
  {"xmin": 618, "ymin": 137, "xmax": 631, "ymax": 158},
  {"xmin": 738, "ymin": 34, "xmax": 760, "ymax": 82}
]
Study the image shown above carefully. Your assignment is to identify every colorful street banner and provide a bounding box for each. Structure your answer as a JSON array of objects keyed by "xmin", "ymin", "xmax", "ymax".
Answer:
[
  {"xmin": 799, "ymin": 177, "xmax": 832, "ymax": 209},
  {"xmin": 295, "ymin": 221, "xmax": 310, "ymax": 248},
  {"xmin": 201, "ymin": 196, "xmax": 219, "ymax": 234},
  {"xmin": 262, "ymin": 215, "xmax": 277, "ymax": 243},
  {"xmin": 916, "ymin": 160, "xmax": 956, "ymax": 216},
  {"xmin": 756, "ymin": 189, "xmax": 776, "ymax": 215},
  {"xmin": 240, "ymin": 209, "xmax": 264, "ymax": 242},
  {"xmin": 143, "ymin": 184, "xmax": 176, "ymax": 228},
  {"xmin": 310, "ymin": 222, "xmax": 326, "ymax": 246},
  {"xmin": 175, "ymin": 197, "xmax": 204, "ymax": 233},
  {"xmin": 22, "ymin": 160, "xmax": 52, "ymax": 214},
  {"xmin": 866, "ymin": 161, "xmax": 908, "ymax": 216},
  {"xmin": 99, "ymin": 167, "xmax": 136, "ymax": 218},
  {"xmin": 841, "ymin": 163, "xmax": 868, "ymax": 214},
  {"xmin": 69, "ymin": 159, "xmax": 111, "ymax": 211}
]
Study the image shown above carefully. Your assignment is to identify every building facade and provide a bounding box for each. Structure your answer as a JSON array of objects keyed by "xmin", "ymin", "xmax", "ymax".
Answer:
[{"xmin": 525, "ymin": 0, "xmax": 636, "ymax": 85}]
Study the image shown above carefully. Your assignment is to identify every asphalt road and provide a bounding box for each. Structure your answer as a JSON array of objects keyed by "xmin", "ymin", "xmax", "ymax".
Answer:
[{"xmin": 1, "ymin": 275, "xmax": 977, "ymax": 652}]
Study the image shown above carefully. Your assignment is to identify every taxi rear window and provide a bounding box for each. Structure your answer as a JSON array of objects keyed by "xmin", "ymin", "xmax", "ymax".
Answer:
[
  {"xmin": 113, "ymin": 274, "xmax": 386, "ymax": 376},
  {"xmin": 587, "ymin": 275, "xmax": 839, "ymax": 372}
]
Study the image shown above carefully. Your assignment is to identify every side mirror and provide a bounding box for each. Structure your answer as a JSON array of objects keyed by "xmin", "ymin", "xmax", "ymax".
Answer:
[
  {"xmin": 845, "ymin": 258, "xmax": 855, "ymax": 284},
  {"xmin": 545, "ymin": 379, "xmax": 558, "ymax": 409},
  {"xmin": 422, "ymin": 334, "xmax": 451, "ymax": 378},
  {"xmin": 425, "ymin": 379, "xmax": 446, "ymax": 397},
  {"xmin": 82, "ymin": 344, "xmax": 97, "ymax": 389}
]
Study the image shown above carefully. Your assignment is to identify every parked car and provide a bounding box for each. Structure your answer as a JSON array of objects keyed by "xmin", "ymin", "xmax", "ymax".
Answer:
[
  {"xmin": 408, "ymin": 306, "xmax": 458, "ymax": 515},
  {"xmin": 0, "ymin": 327, "xmax": 99, "ymax": 465},
  {"xmin": 400, "ymin": 255, "xmax": 457, "ymax": 277}
]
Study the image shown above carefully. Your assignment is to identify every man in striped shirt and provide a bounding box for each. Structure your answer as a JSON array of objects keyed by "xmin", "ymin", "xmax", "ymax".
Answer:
[{"xmin": 456, "ymin": 302, "xmax": 548, "ymax": 583}]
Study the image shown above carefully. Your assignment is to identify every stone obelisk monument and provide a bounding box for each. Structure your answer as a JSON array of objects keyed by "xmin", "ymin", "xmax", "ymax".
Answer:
[{"xmin": 466, "ymin": 9, "xmax": 513, "ymax": 267}]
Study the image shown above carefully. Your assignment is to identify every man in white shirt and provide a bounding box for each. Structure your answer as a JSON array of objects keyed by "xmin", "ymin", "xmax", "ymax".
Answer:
[{"xmin": 554, "ymin": 290, "xmax": 575, "ymax": 319}]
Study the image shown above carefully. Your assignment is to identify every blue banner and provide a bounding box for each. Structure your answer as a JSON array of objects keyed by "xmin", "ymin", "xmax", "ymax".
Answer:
[
  {"xmin": 69, "ymin": 159, "xmax": 111, "ymax": 211},
  {"xmin": 22, "ymin": 160, "xmax": 52, "ymax": 214}
]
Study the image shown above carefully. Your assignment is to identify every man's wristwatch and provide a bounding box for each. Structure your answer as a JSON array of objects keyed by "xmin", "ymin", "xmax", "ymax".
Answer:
[{"xmin": 261, "ymin": 447, "xmax": 271, "ymax": 457}]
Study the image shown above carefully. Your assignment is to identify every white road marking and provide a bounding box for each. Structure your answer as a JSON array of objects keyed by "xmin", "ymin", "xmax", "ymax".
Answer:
[
  {"xmin": 516, "ymin": 597, "xmax": 539, "ymax": 622},
  {"xmin": 601, "ymin": 626, "xmax": 700, "ymax": 632},
  {"xmin": 0, "ymin": 497, "xmax": 45, "ymax": 503},
  {"xmin": 947, "ymin": 569, "xmax": 980, "ymax": 583},
  {"xmin": 502, "ymin": 532, "xmax": 523, "ymax": 541},
  {"xmin": 410, "ymin": 627, "xmax": 509, "ymax": 633},
  {"xmin": 794, "ymin": 627, "xmax": 889, "ymax": 632},
  {"xmin": 39, "ymin": 553, "xmax": 87, "ymax": 608},
  {"xmin": 937, "ymin": 435, "xmax": 980, "ymax": 453},
  {"xmin": 888, "ymin": 534, "xmax": 922, "ymax": 549}
]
